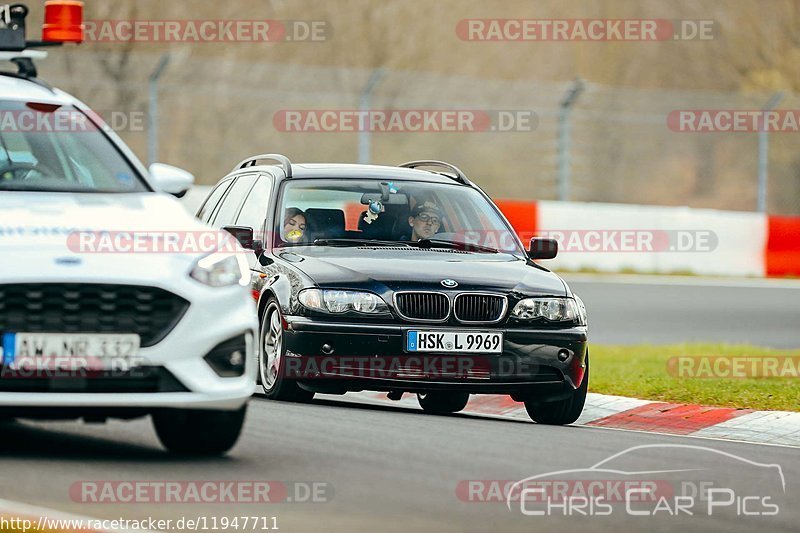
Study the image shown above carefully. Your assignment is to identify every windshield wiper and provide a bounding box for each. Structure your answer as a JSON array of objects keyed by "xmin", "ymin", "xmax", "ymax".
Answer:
[
  {"xmin": 311, "ymin": 238, "xmax": 501, "ymax": 253},
  {"xmin": 412, "ymin": 238, "xmax": 499, "ymax": 254},
  {"xmin": 312, "ymin": 238, "xmax": 411, "ymax": 248}
]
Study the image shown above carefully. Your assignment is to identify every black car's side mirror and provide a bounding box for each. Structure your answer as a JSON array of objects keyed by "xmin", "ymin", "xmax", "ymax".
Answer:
[
  {"xmin": 222, "ymin": 225, "xmax": 258, "ymax": 251},
  {"xmin": 528, "ymin": 238, "xmax": 558, "ymax": 260}
]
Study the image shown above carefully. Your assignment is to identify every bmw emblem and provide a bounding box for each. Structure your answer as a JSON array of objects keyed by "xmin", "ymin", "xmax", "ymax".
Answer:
[{"xmin": 441, "ymin": 279, "xmax": 458, "ymax": 288}]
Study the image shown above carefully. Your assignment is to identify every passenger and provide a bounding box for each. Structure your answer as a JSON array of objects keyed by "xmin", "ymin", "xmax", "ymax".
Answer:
[
  {"xmin": 283, "ymin": 207, "xmax": 307, "ymax": 242},
  {"xmin": 407, "ymin": 201, "xmax": 442, "ymax": 241}
]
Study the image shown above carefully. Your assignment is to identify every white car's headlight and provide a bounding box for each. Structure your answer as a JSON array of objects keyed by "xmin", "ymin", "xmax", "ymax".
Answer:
[
  {"xmin": 299, "ymin": 289, "xmax": 389, "ymax": 314},
  {"xmin": 190, "ymin": 251, "xmax": 249, "ymax": 287},
  {"xmin": 511, "ymin": 297, "xmax": 583, "ymax": 323}
]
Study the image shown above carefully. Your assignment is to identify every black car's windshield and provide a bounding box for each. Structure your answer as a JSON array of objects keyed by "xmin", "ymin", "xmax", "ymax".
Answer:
[
  {"xmin": 0, "ymin": 100, "xmax": 146, "ymax": 193},
  {"xmin": 275, "ymin": 178, "xmax": 524, "ymax": 255}
]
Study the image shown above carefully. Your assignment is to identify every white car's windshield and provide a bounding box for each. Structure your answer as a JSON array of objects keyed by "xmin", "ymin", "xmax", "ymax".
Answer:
[
  {"xmin": 276, "ymin": 178, "xmax": 524, "ymax": 254},
  {"xmin": 0, "ymin": 100, "xmax": 147, "ymax": 192}
]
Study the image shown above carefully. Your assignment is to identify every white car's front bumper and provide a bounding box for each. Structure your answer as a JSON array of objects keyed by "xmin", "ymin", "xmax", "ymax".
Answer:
[{"xmin": 0, "ymin": 272, "xmax": 258, "ymax": 412}]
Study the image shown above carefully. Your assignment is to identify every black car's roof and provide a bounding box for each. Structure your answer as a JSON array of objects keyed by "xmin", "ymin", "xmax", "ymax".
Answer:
[{"xmin": 274, "ymin": 163, "xmax": 467, "ymax": 185}]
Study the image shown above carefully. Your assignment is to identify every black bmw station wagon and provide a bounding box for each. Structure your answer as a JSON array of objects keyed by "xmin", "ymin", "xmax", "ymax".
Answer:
[{"xmin": 197, "ymin": 155, "xmax": 588, "ymax": 424}]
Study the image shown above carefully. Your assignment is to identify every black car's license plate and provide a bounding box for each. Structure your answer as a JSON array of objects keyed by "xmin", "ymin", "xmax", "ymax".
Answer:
[{"xmin": 407, "ymin": 331, "xmax": 503, "ymax": 353}]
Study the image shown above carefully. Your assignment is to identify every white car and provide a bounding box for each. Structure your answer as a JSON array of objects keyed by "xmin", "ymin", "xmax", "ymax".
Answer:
[{"xmin": 0, "ymin": 56, "xmax": 257, "ymax": 454}]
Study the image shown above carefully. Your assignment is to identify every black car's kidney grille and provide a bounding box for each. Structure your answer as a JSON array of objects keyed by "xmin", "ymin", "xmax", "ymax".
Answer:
[
  {"xmin": 454, "ymin": 294, "xmax": 506, "ymax": 323},
  {"xmin": 395, "ymin": 292, "xmax": 450, "ymax": 321},
  {"xmin": 0, "ymin": 284, "xmax": 189, "ymax": 347}
]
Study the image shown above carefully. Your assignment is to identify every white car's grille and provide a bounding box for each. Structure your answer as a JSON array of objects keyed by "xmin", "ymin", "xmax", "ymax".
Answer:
[{"xmin": 0, "ymin": 283, "xmax": 189, "ymax": 347}]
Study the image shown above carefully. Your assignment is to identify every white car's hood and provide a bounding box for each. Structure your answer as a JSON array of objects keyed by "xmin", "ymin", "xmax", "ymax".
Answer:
[{"xmin": 0, "ymin": 192, "xmax": 225, "ymax": 282}]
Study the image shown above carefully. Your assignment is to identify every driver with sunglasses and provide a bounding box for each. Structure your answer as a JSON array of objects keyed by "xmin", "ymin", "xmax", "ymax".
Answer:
[{"xmin": 406, "ymin": 201, "xmax": 443, "ymax": 241}]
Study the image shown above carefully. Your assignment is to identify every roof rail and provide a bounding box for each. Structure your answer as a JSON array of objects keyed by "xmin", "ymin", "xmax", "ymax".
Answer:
[
  {"xmin": 399, "ymin": 160, "xmax": 470, "ymax": 185},
  {"xmin": 232, "ymin": 153, "xmax": 292, "ymax": 177}
]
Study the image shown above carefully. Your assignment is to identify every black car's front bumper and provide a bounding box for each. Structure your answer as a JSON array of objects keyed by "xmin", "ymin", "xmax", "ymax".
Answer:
[{"xmin": 282, "ymin": 317, "xmax": 588, "ymax": 401}]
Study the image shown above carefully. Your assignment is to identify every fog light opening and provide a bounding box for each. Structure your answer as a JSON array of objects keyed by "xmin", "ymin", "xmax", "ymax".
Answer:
[
  {"xmin": 557, "ymin": 349, "xmax": 571, "ymax": 362},
  {"xmin": 204, "ymin": 335, "xmax": 248, "ymax": 377}
]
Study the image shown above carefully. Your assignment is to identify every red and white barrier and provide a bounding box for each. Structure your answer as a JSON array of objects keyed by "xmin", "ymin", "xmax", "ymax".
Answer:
[
  {"xmin": 766, "ymin": 215, "xmax": 800, "ymax": 277},
  {"xmin": 496, "ymin": 200, "xmax": 800, "ymax": 278}
]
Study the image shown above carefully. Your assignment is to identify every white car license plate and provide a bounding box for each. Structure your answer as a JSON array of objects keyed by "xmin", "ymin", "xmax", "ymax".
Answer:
[
  {"xmin": 407, "ymin": 331, "xmax": 503, "ymax": 354},
  {"xmin": 1, "ymin": 332, "xmax": 141, "ymax": 366}
]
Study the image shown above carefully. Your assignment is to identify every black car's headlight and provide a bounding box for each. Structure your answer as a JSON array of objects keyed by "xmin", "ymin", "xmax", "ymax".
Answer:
[
  {"xmin": 298, "ymin": 289, "xmax": 390, "ymax": 315},
  {"xmin": 511, "ymin": 297, "xmax": 584, "ymax": 325},
  {"xmin": 574, "ymin": 294, "xmax": 588, "ymax": 325}
]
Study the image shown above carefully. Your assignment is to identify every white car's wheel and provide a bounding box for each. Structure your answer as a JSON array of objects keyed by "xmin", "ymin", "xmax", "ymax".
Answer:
[{"xmin": 152, "ymin": 406, "xmax": 246, "ymax": 455}]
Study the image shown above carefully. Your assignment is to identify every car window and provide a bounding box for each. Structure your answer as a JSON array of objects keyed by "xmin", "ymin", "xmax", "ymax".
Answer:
[
  {"xmin": 210, "ymin": 174, "xmax": 257, "ymax": 228},
  {"xmin": 0, "ymin": 100, "xmax": 146, "ymax": 192},
  {"xmin": 275, "ymin": 178, "xmax": 524, "ymax": 254},
  {"xmin": 235, "ymin": 174, "xmax": 273, "ymax": 238},
  {"xmin": 197, "ymin": 179, "xmax": 232, "ymax": 223}
]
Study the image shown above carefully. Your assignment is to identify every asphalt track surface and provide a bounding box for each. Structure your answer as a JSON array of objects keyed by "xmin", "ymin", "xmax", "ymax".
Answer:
[
  {"xmin": 0, "ymin": 396, "xmax": 797, "ymax": 532},
  {"xmin": 564, "ymin": 275, "xmax": 800, "ymax": 348},
  {"xmin": 1, "ymin": 276, "xmax": 797, "ymax": 532}
]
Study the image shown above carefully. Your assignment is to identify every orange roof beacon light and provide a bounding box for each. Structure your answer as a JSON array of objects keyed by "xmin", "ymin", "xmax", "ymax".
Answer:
[{"xmin": 41, "ymin": 0, "xmax": 83, "ymax": 43}]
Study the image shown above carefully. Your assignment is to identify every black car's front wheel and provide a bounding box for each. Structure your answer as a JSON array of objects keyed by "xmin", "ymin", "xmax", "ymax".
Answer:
[
  {"xmin": 525, "ymin": 355, "xmax": 589, "ymax": 425},
  {"xmin": 417, "ymin": 392, "xmax": 470, "ymax": 414},
  {"xmin": 259, "ymin": 298, "xmax": 314, "ymax": 402}
]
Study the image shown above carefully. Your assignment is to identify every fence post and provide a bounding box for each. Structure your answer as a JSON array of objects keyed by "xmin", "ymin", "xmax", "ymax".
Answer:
[
  {"xmin": 557, "ymin": 78, "xmax": 584, "ymax": 202},
  {"xmin": 358, "ymin": 68, "xmax": 386, "ymax": 164},
  {"xmin": 147, "ymin": 52, "xmax": 171, "ymax": 167},
  {"xmin": 757, "ymin": 92, "xmax": 784, "ymax": 213}
]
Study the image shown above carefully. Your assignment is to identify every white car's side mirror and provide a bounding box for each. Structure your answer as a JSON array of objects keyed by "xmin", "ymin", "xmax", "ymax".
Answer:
[{"xmin": 148, "ymin": 163, "xmax": 195, "ymax": 198}]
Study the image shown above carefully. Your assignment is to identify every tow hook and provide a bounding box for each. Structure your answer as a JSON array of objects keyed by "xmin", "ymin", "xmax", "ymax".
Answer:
[{"xmin": 387, "ymin": 390, "xmax": 404, "ymax": 401}]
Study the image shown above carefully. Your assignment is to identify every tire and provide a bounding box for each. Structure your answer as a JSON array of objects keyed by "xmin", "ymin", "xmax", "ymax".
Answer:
[
  {"xmin": 259, "ymin": 298, "xmax": 314, "ymax": 402},
  {"xmin": 525, "ymin": 355, "xmax": 589, "ymax": 425},
  {"xmin": 152, "ymin": 406, "xmax": 246, "ymax": 455},
  {"xmin": 417, "ymin": 392, "xmax": 470, "ymax": 414}
]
